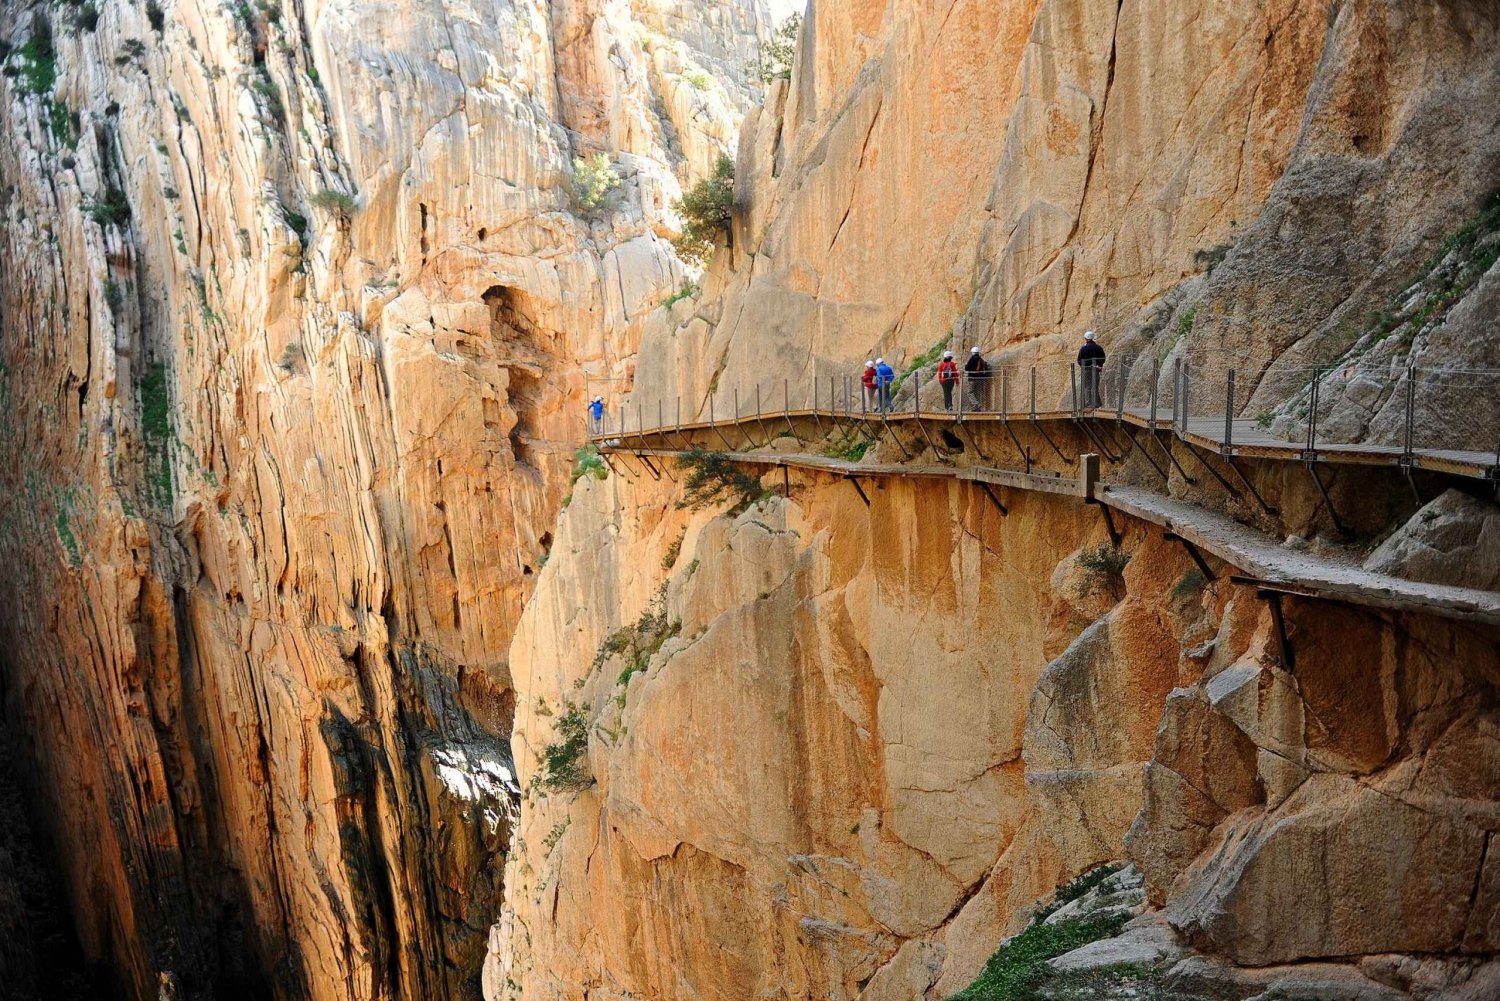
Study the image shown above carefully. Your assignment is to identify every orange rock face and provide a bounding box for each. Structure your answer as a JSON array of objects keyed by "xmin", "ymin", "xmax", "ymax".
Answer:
[{"xmin": 0, "ymin": 0, "xmax": 777, "ymax": 998}]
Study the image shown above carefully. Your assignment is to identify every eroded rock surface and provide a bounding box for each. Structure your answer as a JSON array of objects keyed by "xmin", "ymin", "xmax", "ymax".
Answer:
[{"xmin": 0, "ymin": 0, "xmax": 776, "ymax": 997}]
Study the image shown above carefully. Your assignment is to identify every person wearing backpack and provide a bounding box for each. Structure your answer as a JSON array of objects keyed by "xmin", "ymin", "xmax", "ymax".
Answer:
[
  {"xmin": 937, "ymin": 351, "xmax": 959, "ymax": 411},
  {"xmin": 964, "ymin": 346, "xmax": 991, "ymax": 411},
  {"xmin": 875, "ymin": 358, "xmax": 896, "ymax": 412}
]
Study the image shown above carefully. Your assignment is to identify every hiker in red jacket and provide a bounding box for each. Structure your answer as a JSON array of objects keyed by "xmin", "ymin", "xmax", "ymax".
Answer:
[
  {"xmin": 861, "ymin": 360, "xmax": 877, "ymax": 413},
  {"xmin": 937, "ymin": 351, "xmax": 959, "ymax": 411}
]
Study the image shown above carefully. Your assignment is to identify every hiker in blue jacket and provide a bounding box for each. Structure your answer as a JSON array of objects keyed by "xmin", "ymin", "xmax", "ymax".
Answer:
[
  {"xmin": 875, "ymin": 357, "xmax": 896, "ymax": 412},
  {"xmin": 588, "ymin": 396, "xmax": 605, "ymax": 435}
]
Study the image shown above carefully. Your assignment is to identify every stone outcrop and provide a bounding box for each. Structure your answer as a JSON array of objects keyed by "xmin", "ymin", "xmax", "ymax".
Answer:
[{"xmin": 0, "ymin": 0, "xmax": 776, "ymax": 998}]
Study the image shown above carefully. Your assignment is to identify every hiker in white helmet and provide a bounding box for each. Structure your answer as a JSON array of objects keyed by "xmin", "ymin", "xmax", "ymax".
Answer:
[
  {"xmin": 861, "ymin": 360, "xmax": 877, "ymax": 413},
  {"xmin": 1078, "ymin": 330, "xmax": 1106, "ymax": 409},
  {"xmin": 964, "ymin": 345, "xmax": 991, "ymax": 411}
]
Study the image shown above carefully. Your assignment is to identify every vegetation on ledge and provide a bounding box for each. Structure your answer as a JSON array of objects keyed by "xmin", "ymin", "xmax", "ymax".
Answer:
[
  {"xmin": 676, "ymin": 447, "xmax": 765, "ymax": 514},
  {"xmin": 672, "ymin": 153, "xmax": 735, "ymax": 268},
  {"xmin": 946, "ymin": 914, "xmax": 1129, "ymax": 1001}
]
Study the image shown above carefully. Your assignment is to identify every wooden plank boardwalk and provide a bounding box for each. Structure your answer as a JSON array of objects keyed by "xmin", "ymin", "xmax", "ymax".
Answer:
[
  {"xmin": 600, "ymin": 445, "xmax": 1500, "ymax": 628},
  {"xmin": 593, "ymin": 404, "xmax": 1499, "ymax": 481}
]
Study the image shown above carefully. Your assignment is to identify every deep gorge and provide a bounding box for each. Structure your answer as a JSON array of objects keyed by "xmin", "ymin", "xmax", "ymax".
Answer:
[{"xmin": 0, "ymin": 1, "xmax": 1497, "ymax": 999}]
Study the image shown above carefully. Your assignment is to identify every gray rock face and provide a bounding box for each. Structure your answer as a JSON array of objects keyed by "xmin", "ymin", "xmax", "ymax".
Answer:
[{"xmin": 1365, "ymin": 489, "xmax": 1500, "ymax": 591}]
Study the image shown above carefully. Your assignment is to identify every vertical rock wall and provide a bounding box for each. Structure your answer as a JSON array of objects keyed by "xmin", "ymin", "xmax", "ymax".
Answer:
[{"xmin": 0, "ymin": 0, "xmax": 778, "ymax": 997}]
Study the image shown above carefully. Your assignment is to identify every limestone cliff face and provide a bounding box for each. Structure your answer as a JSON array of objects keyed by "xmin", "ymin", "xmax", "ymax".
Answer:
[
  {"xmin": 497, "ymin": 460, "xmax": 1499, "ymax": 999},
  {"xmin": 635, "ymin": 0, "xmax": 1500, "ymax": 416},
  {"xmin": 498, "ymin": 1, "xmax": 1500, "ymax": 998},
  {"xmin": 0, "ymin": 0, "xmax": 776, "ymax": 998}
]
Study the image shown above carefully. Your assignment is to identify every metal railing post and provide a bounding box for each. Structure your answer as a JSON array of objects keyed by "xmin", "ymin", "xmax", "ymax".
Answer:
[
  {"xmin": 1001, "ymin": 367, "xmax": 1009, "ymax": 418},
  {"xmin": 735, "ymin": 387, "xmax": 741, "ymax": 422},
  {"xmin": 1224, "ymin": 369, "xmax": 1235, "ymax": 454},
  {"xmin": 814, "ymin": 376, "xmax": 819, "ymax": 413},
  {"xmin": 1179, "ymin": 362, "xmax": 1190, "ymax": 434},
  {"xmin": 1402, "ymin": 365, "xmax": 1415, "ymax": 465},
  {"xmin": 1306, "ymin": 368, "xmax": 1320, "ymax": 459},
  {"xmin": 709, "ymin": 393, "xmax": 715, "ymax": 427},
  {"xmin": 957, "ymin": 369, "xmax": 965, "ymax": 421},
  {"xmin": 1149, "ymin": 360, "xmax": 1159, "ymax": 426},
  {"xmin": 1171, "ymin": 359, "xmax": 1180, "ymax": 430},
  {"xmin": 1070, "ymin": 363, "xmax": 1079, "ymax": 416},
  {"xmin": 1115, "ymin": 359, "xmax": 1125, "ymax": 422},
  {"xmin": 914, "ymin": 368, "xmax": 921, "ymax": 416},
  {"xmin": 1029, "ymin": 367, "xmax": 1037, "ymax": 420},
  {"xmin": 658, "ymin": 399, "xmax": 664, "ymax": 436},
  {"xmin": 756, "ymin": 384, "xmax": 762, "ymax": 421}
]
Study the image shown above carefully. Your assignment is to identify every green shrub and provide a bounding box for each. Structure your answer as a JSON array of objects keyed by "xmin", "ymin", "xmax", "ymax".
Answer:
[
  {"xmin": 676, "ymin": 447, "xmax": 764, "ymax": 514},
  {"xmin": 1032, "ymin": 863, "xmax": 1125, "ymax": 923},
  {"xmin": 1073, "ymin": 542, "xmax": 1130, "ymax": 599},
  {"xmin": 103, "ymin": 278, "xmax": 124, "ymax": 314},
  {"xmin": 661, "ymin": 531, "xmax": 684, "ymax": 571},
  {"xmin": 682, "ymin": 67, "xmax": 713, "ymax": 91},
  {"xmin": 140, "ymin": 362, "xmax": 174, "ymax": 507},
  {"xmin": 568, "ymin": 153, "xmax": 622, "ymax": 217},
  {"xmin": 83, "ymin": 186, "xmax": 131, "ymax": 227},
  {"xmin": 661, "ymin": 282, "xmax": 698, "ymax": 309},
  {"xmin": 570, "ymin": 445, "xmax": 607, "ymax": 486},
  {"xmin": 594, "ymin": 584, "xmax": 680, "ymax": 689},
  {"xmin": 12, "ymin": 15, "xmax": 57, "ymax": 96},
  {"xmin": 756, "ymin": 13, "xmax": 802, "ymax": 83},
  {"xmin": 945, "ymin": 915, "xmax": 1129, "ymax": 1000},
  {"xmin": 672, "ymin": 153, "xmax": 735, "ymax": 268},
  {"xmin": 536, "ymin": 702, "xmax": 592, "ymax": 794},
  {"xmin": 826, "ymin": 437, "xmax": 872, "ymax": 462},
  {"xmin": 310, "ymin": 187, "xmax": 356, "ymax": 215},
  {"xmin": 68, "ymin": 4, "xmax": 100, "ymax": 33},
  {"xmin": 146, "ymin": 1, "xmax": 165, "ymax": 33}
]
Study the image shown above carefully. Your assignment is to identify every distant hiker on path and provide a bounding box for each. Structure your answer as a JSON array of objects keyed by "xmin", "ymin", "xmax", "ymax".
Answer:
[
  {"xmin": 1078, "ymin": 330, "xmax": 1105, "ymax": 409},
  {"xmin": 862, "ymin": 360, "xmax": 877, "ymax": 412},
  {"xmin": 875, "ymin": 358, "xmax": 896, "ymax": 412},
  {"xmin": 964, "ymin": 346, "xmax": 991, "ymax": 411},
  {"xmin": 937, "ymin": 351, "xmax": 959, "ymax": 411},
  {"xmin": 589, "ymin": 396, "xmax": 605, "ymax": 434}
]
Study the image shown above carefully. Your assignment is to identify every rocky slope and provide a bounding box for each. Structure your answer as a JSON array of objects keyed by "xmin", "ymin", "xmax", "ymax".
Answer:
[
  {"xmin": 0, "ymin": 0, "xmax": 780, "ymax": 998},
  {"xmin": 498, "ymin": 1, "xmax": 1500, "ymax": 999}
]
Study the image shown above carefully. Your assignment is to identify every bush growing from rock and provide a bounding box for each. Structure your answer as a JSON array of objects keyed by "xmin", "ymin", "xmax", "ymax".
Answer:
[{"xmin": 672, "ymin": 153, "xmax": 735, "ymax": 268}]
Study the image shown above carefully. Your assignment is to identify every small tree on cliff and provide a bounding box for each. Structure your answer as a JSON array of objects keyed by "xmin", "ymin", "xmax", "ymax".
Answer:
[
  {"xmin": 756, "ymin": 13, "xmax": 802, "ymax": 84},
  {"xmin": 672, "ymin": 153, "xmax": 735, "ymax": 269},
  {"xmin": 568, "ymin": 153, "xmax": 622, "ymax": 218}
]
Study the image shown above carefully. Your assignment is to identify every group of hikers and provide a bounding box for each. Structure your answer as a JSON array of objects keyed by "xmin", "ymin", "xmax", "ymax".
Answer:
[
  {"xmin": 586, "ymin": 330, "xmax": 1106, "ymax": 433},
  {"xmin": 858, "ymin": 330, "xmax": 1106, "ymax": 414}
]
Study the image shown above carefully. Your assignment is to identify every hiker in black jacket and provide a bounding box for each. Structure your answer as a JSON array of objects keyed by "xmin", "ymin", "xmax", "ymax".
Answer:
[
  {"xmin": 964, "ymin": 346, "xmax": 991, "ymax": 411},
  {"xmin": 1077, "ymin": 330, "xmax": 1105, "ymax": 409}
]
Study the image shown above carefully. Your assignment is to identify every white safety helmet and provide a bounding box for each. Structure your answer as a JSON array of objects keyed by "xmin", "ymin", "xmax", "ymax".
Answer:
[
  {"xmin": 875, "ymin": 357, "xmax": 885, "ymax": 364},
  {"xmin": 971, "ymin": 346, "xmax": 980, "ymax": 353},
  {"xmin": 1084, "ymin": 330, "xmax": 1096, "ymax": 341},
  {"xmin": 865, "ymin": 360, "xmax": 875, "ymax": 367},
  {"xmin": 943, "ymin": 351, "xmax": 953, "ymax": 359}
]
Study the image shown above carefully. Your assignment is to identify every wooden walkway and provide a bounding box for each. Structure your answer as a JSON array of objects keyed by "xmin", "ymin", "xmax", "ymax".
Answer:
[
  {"xmin": 600, "ymin": 447, "xmax": 1500, "ymax": 628},
  {"xmin": 593, "ymin": 404, "xmax": 1500, "ymax": 482}
]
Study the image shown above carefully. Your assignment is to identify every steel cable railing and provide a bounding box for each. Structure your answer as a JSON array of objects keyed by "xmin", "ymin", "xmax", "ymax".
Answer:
[{"xmin": 589, "ymin": 356, "xmax": 1500, "ymax": 478}]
